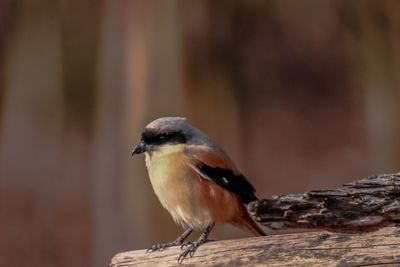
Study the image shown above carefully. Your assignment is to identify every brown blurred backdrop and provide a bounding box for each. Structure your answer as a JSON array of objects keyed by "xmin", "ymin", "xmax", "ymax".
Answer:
[{"xmin": 1, "ymin": 0, "xmax": 400, "ymax": 266}]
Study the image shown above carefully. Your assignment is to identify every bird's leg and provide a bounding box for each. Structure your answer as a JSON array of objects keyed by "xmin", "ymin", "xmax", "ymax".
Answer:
[
  {"xmin": 147, "ymin": 228, "xmax": 193, "ymax": 253},
  {"xmin": 178, "ymin": 224, "xmax": 214, "ymax": 263}
]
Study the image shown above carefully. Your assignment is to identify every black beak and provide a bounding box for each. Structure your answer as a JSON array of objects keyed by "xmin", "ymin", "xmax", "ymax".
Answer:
[{"xmin": 132, "ymin": 141, "xmax": 146, "ymax": 155}]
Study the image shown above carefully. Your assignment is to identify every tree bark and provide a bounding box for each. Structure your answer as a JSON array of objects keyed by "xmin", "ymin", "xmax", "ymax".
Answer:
[
  {"xmin": 111, "ymin": 173, "xmax": 400, "ymax": 266},
  {"xmin": 111, "ymin": 226, "xmax": 400, "ymax": 266},
  {"xmin": 249, "ymin": 173, "xmax": 400, "ymax": 232}
]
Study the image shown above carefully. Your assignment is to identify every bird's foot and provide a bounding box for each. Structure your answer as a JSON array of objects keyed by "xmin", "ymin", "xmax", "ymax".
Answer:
[
  {"xmin": 146, "ymin": 240, "xmax": 181, "ymax": 253},
  {"xmin": 177, "ymin": 224, "xmax": 214, "ymax": 263},
  {"xmin": 147, "ymin": 228, "xmax": 193, "ymax": 253},
  {"xmin": 178, "ymin": 240, "xmax": 205, "ymax": 263}
]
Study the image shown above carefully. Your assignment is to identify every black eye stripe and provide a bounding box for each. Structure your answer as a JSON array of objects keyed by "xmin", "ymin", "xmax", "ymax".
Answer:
[{"xmin": 142, "ymin": 131, "xmax": 187, "ymax": 145}]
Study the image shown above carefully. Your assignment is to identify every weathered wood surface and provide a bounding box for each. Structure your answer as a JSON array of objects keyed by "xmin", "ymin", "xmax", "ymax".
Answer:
[
  {"xmin": 112, "ymin": 173, "xmax": 400, "ymax": 266},
  {"xmin": 249, "ymin": 173, "xmax": 400, "ymax": 232},
  {"xmin": 111, "ymin": 226, "xmax": 400, "ymax": 266}
]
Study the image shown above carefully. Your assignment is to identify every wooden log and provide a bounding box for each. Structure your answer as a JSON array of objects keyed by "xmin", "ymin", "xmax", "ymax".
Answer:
[
  {"xmin": 111, "ymin": 173, "xmax": 400, "ymax": 266},
  {"xmin": 249, "ymin": 173, "xmax": 400, "ymax": 232},
  {"xmin": 111, "ymin": 226, "xmax": 400, "ymax": 266}
]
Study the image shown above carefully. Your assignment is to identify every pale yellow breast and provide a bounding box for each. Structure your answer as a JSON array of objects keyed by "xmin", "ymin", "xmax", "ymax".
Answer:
[
  {"xmin": 145, "ymin": 145, "xmax": 186, "ymax": 205},
  {"xmin": 144, "ymin": 145, "xmax": 212, "ymax": 229}
]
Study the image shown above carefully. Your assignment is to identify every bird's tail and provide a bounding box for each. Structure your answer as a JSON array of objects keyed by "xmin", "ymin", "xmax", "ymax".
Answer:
[{"xmin": 234, "ymin": 205, "xmax": 267, "ymax": 236}]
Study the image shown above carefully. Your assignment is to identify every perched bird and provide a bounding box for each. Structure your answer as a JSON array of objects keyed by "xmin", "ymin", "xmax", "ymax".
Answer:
[{"xmin": 132, "ymin": 117, "xmax": 266, "ymax": 263}]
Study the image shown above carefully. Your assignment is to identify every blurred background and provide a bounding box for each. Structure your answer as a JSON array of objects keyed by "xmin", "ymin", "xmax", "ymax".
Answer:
[{"xmin": 1, "ymin": 0, "xmax": 400, "ymax": 266}]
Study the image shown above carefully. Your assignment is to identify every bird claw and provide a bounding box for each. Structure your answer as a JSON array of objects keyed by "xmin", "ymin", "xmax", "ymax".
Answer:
[
  {"xmin": 146, "ymin": 244, "xmax": 160, "ymax": 253},
  {"xmin": 180, "ymin": 241, "xmax": 193, "ymax": 250},
  {"xmin": 178, "ymin": 241, "xmax": 200, "ymax": 263},
  {"xmin": 146, "ymin": 241, "xmax": 179, "ymax": 253}
]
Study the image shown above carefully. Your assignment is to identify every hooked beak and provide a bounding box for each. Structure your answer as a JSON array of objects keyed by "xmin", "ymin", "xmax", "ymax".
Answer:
[{"xmin": 132, "ymin": 141, "xmax": 146, "ymax": 155}]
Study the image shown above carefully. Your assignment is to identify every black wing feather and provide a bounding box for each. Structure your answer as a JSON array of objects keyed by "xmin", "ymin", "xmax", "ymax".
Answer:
[{"xmin": 195, "ymin": 161, "xmax": 258, "ymax": 204}]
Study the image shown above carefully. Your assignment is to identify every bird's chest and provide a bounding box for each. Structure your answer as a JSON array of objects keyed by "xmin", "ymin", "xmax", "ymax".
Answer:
[
  {"xmin": 145, "ymin": 146, "xmax": 191, "ymax": 208},
  {"xmin": 144, "ymin": 146, "xmax": 212, "ymax": 228}
]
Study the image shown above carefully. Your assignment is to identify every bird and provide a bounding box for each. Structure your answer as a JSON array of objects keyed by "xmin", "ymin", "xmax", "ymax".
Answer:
[{"xmin": 132, "ymin": 117, "xmax": 266, "ymax": 263}]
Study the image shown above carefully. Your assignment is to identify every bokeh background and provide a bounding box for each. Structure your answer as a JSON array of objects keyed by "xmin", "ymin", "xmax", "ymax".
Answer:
[{"xmin": 1, "ymin": 0, "xmax": 400, "ymax": 266}]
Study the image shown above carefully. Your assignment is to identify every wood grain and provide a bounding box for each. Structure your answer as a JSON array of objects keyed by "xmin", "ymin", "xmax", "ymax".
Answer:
[
  {"xmin": 249, "ymin": 173, "xmax": 400, "ymax": 232},
  {"xmin": 111, "ymin": 226, "xmax": 400, "ymax": 266},
  {"xmin": 112, "ymin": 173, "xmax": 400, "ymax": 266}
]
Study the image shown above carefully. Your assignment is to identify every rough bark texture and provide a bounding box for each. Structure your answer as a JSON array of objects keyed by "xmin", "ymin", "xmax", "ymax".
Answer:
[
  {"xmin": 249, "ymin": 173, "xmax": 400, "ymax": 232},
  {"xmin": 111, "ymin": 173, "xmax": 400, "ymax": 266},
  {"xmin": 111, "ymin": 226, "xmax": 400, "ymax": 266}
]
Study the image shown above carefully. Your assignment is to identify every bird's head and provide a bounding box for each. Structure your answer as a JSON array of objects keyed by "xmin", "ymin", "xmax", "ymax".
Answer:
[{"xmin": 132, "ymin": 117, "xmax": 203, "ymax": 156}]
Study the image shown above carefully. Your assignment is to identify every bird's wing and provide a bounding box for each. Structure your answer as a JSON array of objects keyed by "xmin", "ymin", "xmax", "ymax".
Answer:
[{"xmin": 184, "ymin": 145, "xmax": 258, "ymax": 204}]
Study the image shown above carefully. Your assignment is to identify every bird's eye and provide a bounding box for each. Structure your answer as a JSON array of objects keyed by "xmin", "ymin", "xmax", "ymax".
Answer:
[{"xmin": 159, "ymin": 134, "xmax": 168, "ymax": 141}]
